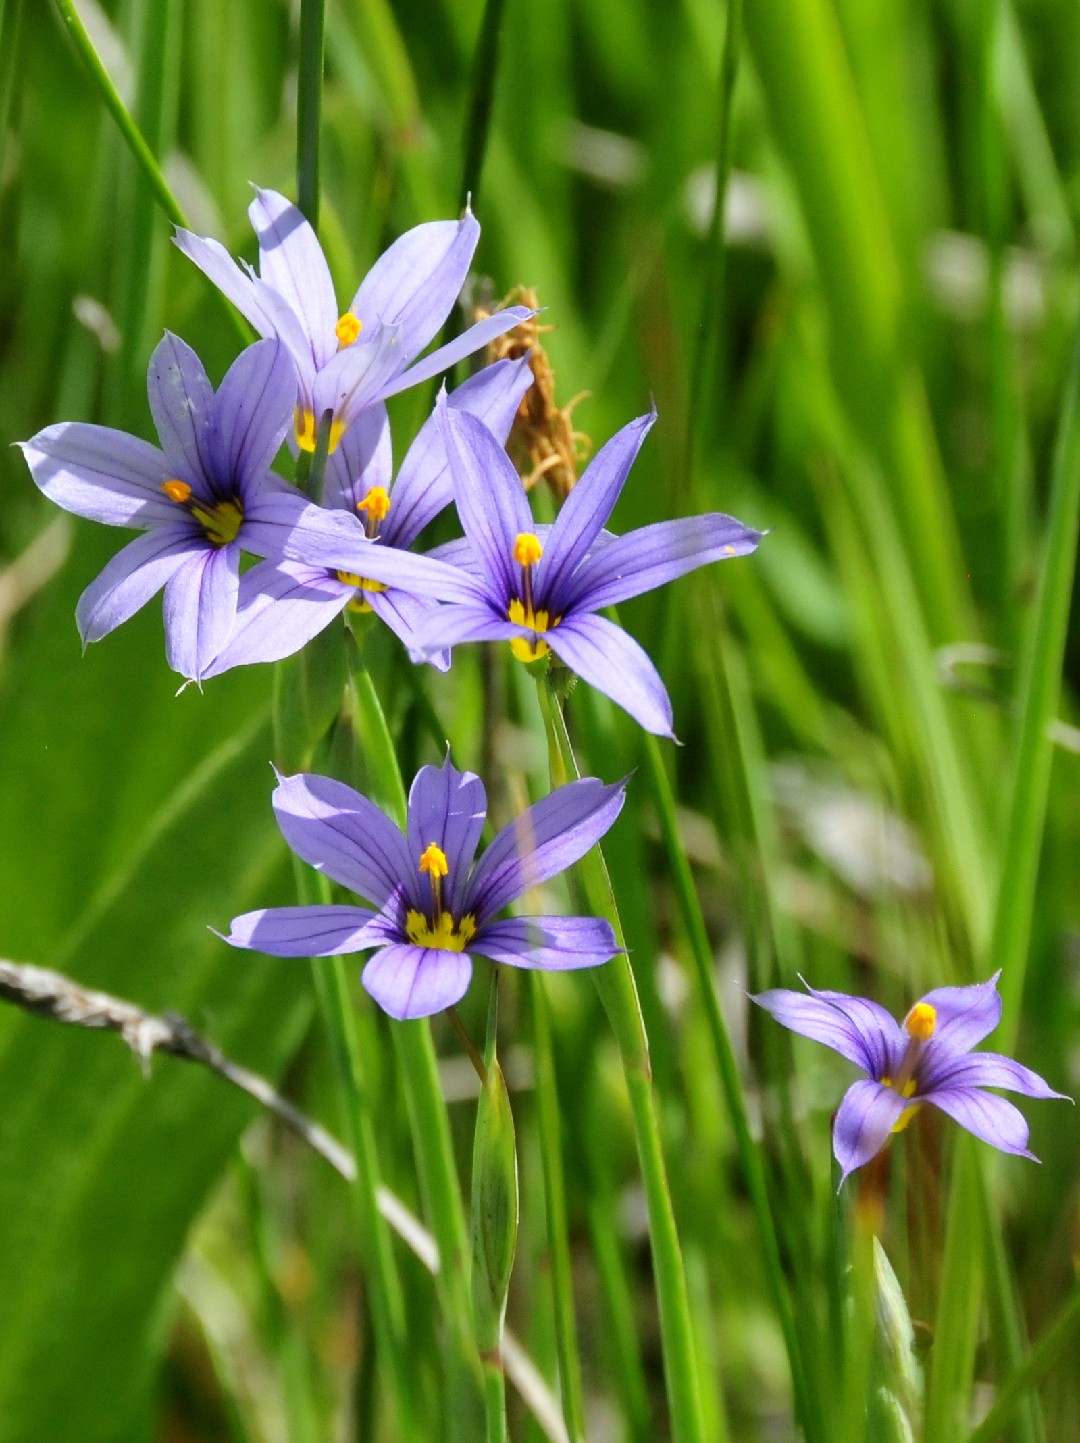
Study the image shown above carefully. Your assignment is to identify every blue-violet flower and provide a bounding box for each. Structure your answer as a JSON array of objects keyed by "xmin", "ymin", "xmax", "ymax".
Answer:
[
  {"xmin": 752, "ymin": 973, "xmax": 1069, "ymax": 1183},
  {"xmin": 174, "ymin": 188, "xmax": 531, "ymax": 453},
  {"xmin": 413, "ymin": 399, "xmax": 762, "ymax": 736},
  {"xmin": 226, "ymin": 755, "xmax": 626, "ymax": 1020}
]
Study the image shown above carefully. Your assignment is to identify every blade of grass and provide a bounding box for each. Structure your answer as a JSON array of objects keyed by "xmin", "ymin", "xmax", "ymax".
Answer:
[
  {"xmin": 296, "ymin": 0, "xmax": 325, "ymax": 226},
  {"xmin": 460, "ymin": 0, "xmax": 509, "ymax": 209},
  {"xmin": 965, "ymin": 1280, "xmax": 1080, "ymax": 1443}
]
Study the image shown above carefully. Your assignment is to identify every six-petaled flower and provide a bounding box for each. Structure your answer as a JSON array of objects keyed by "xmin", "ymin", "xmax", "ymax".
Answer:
[
  {"xmin": 410, "ymin": 398, "xmax": 763, "ymax": 736},
  {"xmin": 752, "ymin": 973, "xmax": 1069, "ymax": 1184},
  {"xmin": 225, "ymin": 756, "xmax": 626, "ymax": 1020},
  {"xmin": 174, "ymin": 188, "xmax": 532, "ymax": 454}
]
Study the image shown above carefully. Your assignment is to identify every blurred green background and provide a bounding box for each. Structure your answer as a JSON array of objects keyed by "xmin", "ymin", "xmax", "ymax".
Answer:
[{"xmin": 1, "ymin": 0, "xmax": 1079, "ymax": 1440}]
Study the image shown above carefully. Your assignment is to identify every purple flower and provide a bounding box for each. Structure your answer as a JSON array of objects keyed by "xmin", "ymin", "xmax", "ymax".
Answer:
[
  {"xmin": 19, "ymin": 334, "xmax": 379, "ymax": 683},
  {"xmin": 174, "ymin": 188, "xmax": 531, "ymax": 454},
  {"xmin": 411, "ymin": 400, "xmax": 763, "ymax": 736},
  {"xmin": 752, "ymin": 974, "xmax": 1069, "ymax": 1184},
  {"xmin": 225, "ymin": 756, "xmax": 625, "ymax": 1020},
  {"xmin": 201, "ymin": 357, "xmax": 533, "ymax": 678}
]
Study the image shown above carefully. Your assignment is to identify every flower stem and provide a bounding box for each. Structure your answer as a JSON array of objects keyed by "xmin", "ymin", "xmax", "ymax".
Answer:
[
  {"xmin": 529, "ymin": 972, "xmax": 586, "ymax": 1443},
  {"xmin": 483, "ymin": 1357, "xmax": 509, "ymax": 1443},
  {"xmin": 296, "ymin": 0, "xmax": 325, "ymax": 227},
  {"xmin": 537, "ymin": 673, "xmax": 709, "ymax": 1443}
]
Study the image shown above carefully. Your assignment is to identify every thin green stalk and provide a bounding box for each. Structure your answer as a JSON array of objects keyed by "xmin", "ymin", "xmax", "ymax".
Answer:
[
  {"xmin": 483, "ymin": 1360, "xmax": 509, "ymax": 1443},
  {"xmin": 350, "ymin": 652, "xmax": 483, "ymax": 1429},
  {"xmin": 0, "ymin": 0, "xmax": 24, "ymax": 187},
  {"xmin": 529, "ymin": 973, "xmax": 586, "ymax": 1443},
  {"xmin": 52, "ymin": 0, "xmax": 187, "ymax": 228},
  {"xmin": 537, "ymin": 674, "xmax": 710, "ymax": 1443},
  {"xmin": 300, "ymin": 871, "xmax": 423, "ymax": 1442},
  {"xmin": 924, "ymin": 1141, "xmax": 984, "ymax": 1443},
  {"xmin": 297, "ymin": 0, "xmax": 325, "ymax": 226},
  {"xmin": 460, "ymin": 0, "xmax": 509, "ymax": 208},
  {"xmin": 683, "ymin": 0, "xmax": 742, "ymax": 496},
  {"xmin": 993, "ymin": 309, "xmax": 1080, "ymax": 1039},
  {"xmin": 965, "ymin": 1281, "xmax": 1080, "ymax": 1443},
  {"xmin": 640, "ymin": 726, "xmax": 822, "ymax": 1443}
]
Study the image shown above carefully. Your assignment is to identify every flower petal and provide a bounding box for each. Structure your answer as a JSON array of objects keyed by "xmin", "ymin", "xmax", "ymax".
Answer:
[
  {"xmin": 75, "ymin": 525, "xmax": 201, "ymax": 643},
  {"xmin": 241, "ymin": 490, "xmax": 363, "ymax": 564},
  {"xmin": 467, "ymin": 776, "xmax": 626, "ymax": 922},
  {"xmin": 802, "ymin": 985, "xmax": 907, "ymax": 1081},
  {"xmin": 437, "ymin": 400, "xmax": 534, "ymax": 606},
  {"xmin": 213, "ymin": 339, "xmax": 296, "ymax": 491},
  {"xmin": 409, "ymin": 602, "xmax": 521, "ymax": 658},
  {"xmin": 350, "ymin": 213, "xmax": 479, "ymax": 363},
  {"xmin": 163, "ymin": 542, "xmax": 240, "ymax": 682},
  {"xmin": 564, "ymin": 513, "xmax": 764, "ymax": 612},
  {"xmin": 172, "ymin": 227, "xmax": 275, "ymax": 337},
  {"xmin": 147, "ymin": 333, "xmax": 217, "ymax": 497},
  {"xmin": 540, "ymin": 411, "xmax": 655, "ymax": 605},
  {"xmin": 547, "ymin": 612, "xmax": 675, "ymax": 738},
  {"xmin": 925, "ymin": 1088, "xmax": 1037, "ymax": 1160},
  {"xmin": 921, "ymin": 1050, "xmax": 1069, "ymax": 1100},
  {"xmin": 366, "ymin": 589, "xmax": 451, "ymax": 671},
  {"xmin": 387, "ymin": 357, "xmax": 534, "ymax": 549},
  {"xmin": 406, "ymin": 757, "xmax": 488, "ymax": 915},
  {"xmin": 311, "ymin": 322, "xmax": 406, "ymax": 433},
  {"xmin": 271, "ymin": 770, "xmax": 415, "ymax": 909},
  {"xmin": 249, "ymin": 188, "xmax": 338, "ymax": 369},
  {"xmin": 226, "ymin": 903, "xmax": 381, "ymax": 956},
  {"xmin": 750, "ymin": 989, "xmax": 879, "ymax": 1073},
  {"xmin": 376, "ymin": 306, "xmax": 534, "ymax": 401},
  {"xmin": 918, "ymin": 973, "xmax": 1003, "ymax": 1056},
  {"xmin": 200, "ymin": 560, "xmax": 350, "ymax": 677},
  {"xmin": 475, "ymin": 915, "xmax": 621, "ymax": 971},
  {"xmin": 20, "ymin": 423, "xmax": 174, "ymax": 528},
  {"xmin": 832, "ymin": 1079, "xmax": 909, "ymax": 1184},
  {"xmin": 362, "ymin": 943, "xmax": 473, "ymax": 1020},
  {"xmin": 324, "ymin": 403, "xmax": 392, "ymax": 513}
]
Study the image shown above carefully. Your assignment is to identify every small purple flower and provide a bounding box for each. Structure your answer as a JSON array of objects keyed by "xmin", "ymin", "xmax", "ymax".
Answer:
[
  {"xmin": 752, "ymin": 973, "xmax": 1069, "ymax": 1184},
  {"xmin": 19, "ymin": 334, "xmax": 374, "ymax": 683},
  {"xmin": 202, "ymin": 357, "xmax": 533, "ymax": 678},
  {"xmin": 411, "ymin": 400, "xmax": 763, "ymax": 736},
  {"xmin": 225, "ymin": 756, "xmax": 626, "ymax": 1020},
  {"xmin": 174, "ymin": 188, "xmax": 531, "ymax": 454}
]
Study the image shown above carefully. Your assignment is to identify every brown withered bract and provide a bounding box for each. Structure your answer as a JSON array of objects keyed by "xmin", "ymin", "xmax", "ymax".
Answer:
[{"xmin": 475, "ymin": 286, "xmax": 592, "ymax": 501}]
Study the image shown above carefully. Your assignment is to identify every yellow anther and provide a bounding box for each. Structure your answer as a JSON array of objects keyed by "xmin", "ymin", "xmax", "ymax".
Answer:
[
  {"xmin": 335, "ymin": 311, "xmax": 362, "ymax": 347},
  {"xmin": 357, "ymin": 486, "xmax": 392, "ymax": 524},
  {"xmin": 294, "ymin": 407, "xmax": 347, "ymax": 454},
  {"xmin": 405, "ymin": 909, "xmax": 477, "ymax": 952},
  {"xmin": 724, "ymin": 545, "xmax": 736, "ymax": 555},
  {"xmin": 190, "ymin": 498, "xmax": 244, "ymax": 547},
  {"xmin": 419, "ymin": 843, "xmax": 449, "ymax": 879},
  {"xmin": 513, "ymin": 532, "xmax": 544, "ymax": 568},
  {"xmin": 904, "ymin": 1002, "xmax": 937, "ymax": 1042},
  {"xmin": 161, "ymin": 479, "xmax": 192, "ymax": 504}
]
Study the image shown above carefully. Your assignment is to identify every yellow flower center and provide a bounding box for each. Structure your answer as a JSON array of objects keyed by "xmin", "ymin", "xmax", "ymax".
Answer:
[
  {"xmin": 336, "ymin": 571, "xmax": 388, "ymax": 614},
  {"xmin": 405, "ymin": 910, "xmax": 477, "ymax": 952},
  {"xmin": 335, "ymin": 311, "xmax": 363, "ymax": 347},
  {"xmin": 294, "ymin": 406, "xmax": 347, "ymax": 454},
  {"xmin": 162, "ymin": 480, "xmax": 244, "ymax": 546},
  {"xmin": 507, "ymin": 599, "xmax": 558, "ymax": 662}
]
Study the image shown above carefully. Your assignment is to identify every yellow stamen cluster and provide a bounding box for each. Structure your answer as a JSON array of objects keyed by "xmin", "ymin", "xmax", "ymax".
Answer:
[
  {"xmin": 512, "ymin": 532, "xmax": 544, "ymax": 568},
  {"xmin": 162, "ymin": 481, "xmax": 244, "ymax": 546},
  {"xmin": 357, "ymin": 486, "xmax": 391, "ymax": 527},
  {"xmin": 904, "ymin": 1002, "xmax": 937, "ymax": 1042},
  {"xmin": 508, "ymin": 598, "xmax": 557, "ymax": 663},
  {"xmin": 294, "ymin": 406, "xmax": 346, "ymax": 455},
  {"xmin": 405, "ymin": 909, "xmax": 477, "ymax": 953},
  {"xmin": 335, "ymin": 571, "xmax": 388, "ymax": 615},
  {"xmin": 418, "ymin": 843, "xmax": 449, "ymax": 879},
  {"xmin": 335, "ymin": 311, "xmax": 362, "ymax": 347}
]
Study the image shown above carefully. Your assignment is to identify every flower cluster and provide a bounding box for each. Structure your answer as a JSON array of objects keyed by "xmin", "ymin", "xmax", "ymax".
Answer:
[{"xmin": 21, "ymin": 182, "xmax": 1063, "ymax": 1187}]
